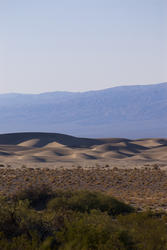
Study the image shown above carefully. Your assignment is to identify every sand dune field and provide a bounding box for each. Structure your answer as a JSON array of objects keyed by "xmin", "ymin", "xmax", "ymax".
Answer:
[{"xmin": 0, "ymin": 132, "xmax": 166, "ymax": 168}]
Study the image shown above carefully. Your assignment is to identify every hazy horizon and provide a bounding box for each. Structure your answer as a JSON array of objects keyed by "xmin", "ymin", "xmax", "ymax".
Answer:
[
  {"xmin": 0, "ymin": 82, "xmax": 166, "ymax": 95},
  {"xmin": 1, "ymin": 0, "xmax": 167, "ymax": 94}
]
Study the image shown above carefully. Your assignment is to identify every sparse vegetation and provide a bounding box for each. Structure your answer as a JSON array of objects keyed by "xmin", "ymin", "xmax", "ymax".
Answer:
[{"xmin": 0, "ymin": 166, "xmax": 167, "ymax": 210}]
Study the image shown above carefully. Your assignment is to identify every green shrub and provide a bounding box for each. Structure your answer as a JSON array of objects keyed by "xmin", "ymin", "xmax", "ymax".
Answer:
[
  {"xmin": 56, "ymin": 210, "xmax": 135, "ymax": 250},
  {"xmin": 13, "ymin": 184, "xmax": 53, "ymax": 210},
  {"xmin": 47, "ymin": 190, "xmax": 134, "ymax": 215},
  {"xmin": 118, "ymin": 212, "xmax": 167, "ymax": 249}
]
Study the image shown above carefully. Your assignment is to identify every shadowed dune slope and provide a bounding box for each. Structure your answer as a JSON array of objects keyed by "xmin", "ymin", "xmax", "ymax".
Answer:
[{"xmin": 0, "ymin": 132, "xmax": 103, "ymax": 148}]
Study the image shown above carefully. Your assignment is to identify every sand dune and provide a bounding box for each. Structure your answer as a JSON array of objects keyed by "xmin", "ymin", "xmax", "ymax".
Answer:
[
  {"xmin": 44, "ymin": 142, "xmax": 66, "ymax": 148},
  {"xmin": 71, "ymin": 152, "xmax": 99, "ymax": 160},
  {"xmin": 132, "ymin": 139, "xmax": 167, "ymax": 148},
  {"xmin": 0, "ymin": 132, "xmax": 166, "ymax": 166},
  {"xmin": 0, "ymin": 151, "xmax": 12, "ymax": 156},
  {"xmin": 18, "ymin": 139, "xmax": 40, "ymax": 147}
]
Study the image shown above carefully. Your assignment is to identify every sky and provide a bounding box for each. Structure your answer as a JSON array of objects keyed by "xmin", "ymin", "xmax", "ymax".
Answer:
[{"xmin": 0, "ymin": 0, "xmax": 167, "ymax": 93}]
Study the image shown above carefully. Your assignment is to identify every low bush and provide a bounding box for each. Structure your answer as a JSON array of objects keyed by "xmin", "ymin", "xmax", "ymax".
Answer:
[
  {"xmin": 47, "ymin": 190, "xmax": 134, "ymax": 215},
  {"xmin": 13, "ymin": 184, "xmax": 53, "ymax": 210}
]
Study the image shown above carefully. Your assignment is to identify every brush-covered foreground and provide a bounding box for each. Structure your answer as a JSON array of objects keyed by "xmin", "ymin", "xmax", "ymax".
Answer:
[
  {"xmin": 1, "ymin": 166, "xmax": 167, "ymax": 210},
  {"xmin": 0, "ymin": 188, "xmax": 167, "ymax": 250}
]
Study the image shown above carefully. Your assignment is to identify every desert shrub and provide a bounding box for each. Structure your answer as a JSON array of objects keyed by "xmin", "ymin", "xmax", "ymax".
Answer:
[
  {"xmin": 118, "ymin": 212, "xmax": 167, "ymax": 249},
  {"xmin": 0, "ymin": 232, "xmax": 40, "ymax": 250},
  {"xmin": 56, "ymin": 210, "xmax": 135, "ymax": 250},
  {"xmin": 47, "ymin": 190, "xmax": 134, "ymax": 215},
  {"xmin": 13, "ymin": 184, "xmax": 54, "ymax": 210},
  {"xmin": 40, "ymin": 236, "xmax": 57, "ymax": 250},
  {"xmin": 0, "ymin": 197, "xmax": 21, "ymax": 238}
]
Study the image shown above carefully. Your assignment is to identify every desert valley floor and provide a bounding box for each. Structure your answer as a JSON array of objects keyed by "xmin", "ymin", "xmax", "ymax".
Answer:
[{"xmin": 0, "ymin": 132, "xmax": 167, "ymax": 210}]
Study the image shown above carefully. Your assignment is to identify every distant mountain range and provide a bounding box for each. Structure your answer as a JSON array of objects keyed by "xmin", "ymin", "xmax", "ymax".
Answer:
[{"xmin": 0, "ymin": 83, "xmax": 167, "ymax": 138}]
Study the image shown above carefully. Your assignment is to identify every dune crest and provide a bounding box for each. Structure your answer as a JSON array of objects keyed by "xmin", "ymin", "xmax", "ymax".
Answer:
[{"xmin": 18, "ymin": 139, "xmax": 40, "ymax": 147}]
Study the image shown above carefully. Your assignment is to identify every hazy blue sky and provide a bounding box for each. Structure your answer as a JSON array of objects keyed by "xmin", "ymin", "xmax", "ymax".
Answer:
[{"xmin": 0, "ymin": 0, "xmax": 167, "ymax": 93}]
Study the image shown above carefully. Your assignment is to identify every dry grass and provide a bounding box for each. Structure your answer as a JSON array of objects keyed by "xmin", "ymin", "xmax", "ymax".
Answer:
[{"xmin": 0, "ymin": 165, "xmax": 167, "ymax": 211}]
